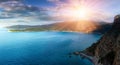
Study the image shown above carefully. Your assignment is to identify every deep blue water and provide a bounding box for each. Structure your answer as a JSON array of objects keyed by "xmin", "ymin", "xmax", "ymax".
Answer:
[{"xmin": 0, "ymin": 28, "xmax": 101, "ymax": 65}]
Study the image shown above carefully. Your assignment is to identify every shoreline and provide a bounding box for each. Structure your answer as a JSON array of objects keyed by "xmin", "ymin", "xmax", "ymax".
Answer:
[
  {"xmin": 73, "ymin": 52, "xmax": 99, "ymax": 65},
  {"xmin": 7, "ymin": 29, "xmax": 102, "ymax": 35}
]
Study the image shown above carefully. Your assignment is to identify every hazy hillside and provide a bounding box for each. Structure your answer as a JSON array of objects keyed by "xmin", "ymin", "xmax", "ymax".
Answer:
[{"xmin": 6, "ymin": 21, "xmax": 112, "ymax": 33}]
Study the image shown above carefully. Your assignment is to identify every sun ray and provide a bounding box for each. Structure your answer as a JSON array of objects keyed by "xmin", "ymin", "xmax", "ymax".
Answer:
[{"xmin": 48, "ymin": 0, "xmax": 111, "ymax": 22}]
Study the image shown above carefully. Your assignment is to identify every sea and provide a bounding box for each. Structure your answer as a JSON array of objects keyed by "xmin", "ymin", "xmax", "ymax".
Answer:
[{"xmin": 0, "ymin": 28, "xmax": 101, "ymax": 65}]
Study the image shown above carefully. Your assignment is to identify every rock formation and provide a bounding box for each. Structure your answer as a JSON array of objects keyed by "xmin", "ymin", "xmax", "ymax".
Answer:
[{"xmin": 84, "ymin": 15, "xmax": 120, "ymax": 65}]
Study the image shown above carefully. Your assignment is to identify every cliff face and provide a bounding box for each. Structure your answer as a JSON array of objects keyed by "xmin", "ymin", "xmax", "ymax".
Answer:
[{"xmin": 85, "ymin": 15, "xmax": 120, "ymax": 65}]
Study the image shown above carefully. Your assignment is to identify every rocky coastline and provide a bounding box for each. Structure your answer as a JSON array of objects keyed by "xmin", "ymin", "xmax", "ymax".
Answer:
[{"xmin": 74, "ymin": 15, "xmax": 120, "ymax": 65}]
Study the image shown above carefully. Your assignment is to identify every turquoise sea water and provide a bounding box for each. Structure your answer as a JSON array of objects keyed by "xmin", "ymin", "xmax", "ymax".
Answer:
[{"xmin": 0, "ymin": 28, "xmax": 101, "ymax": 65}]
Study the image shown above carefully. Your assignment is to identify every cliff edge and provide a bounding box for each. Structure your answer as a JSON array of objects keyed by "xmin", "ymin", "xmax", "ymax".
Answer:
[{"xmin": 82, "ymin": 15, "xmax": 120, "ymax": 65}]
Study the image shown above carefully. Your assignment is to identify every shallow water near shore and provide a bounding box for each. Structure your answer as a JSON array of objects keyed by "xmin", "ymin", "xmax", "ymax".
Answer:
[{"xmin": 0, "ymin": 28, "xmax": 101, "ymax": 65}]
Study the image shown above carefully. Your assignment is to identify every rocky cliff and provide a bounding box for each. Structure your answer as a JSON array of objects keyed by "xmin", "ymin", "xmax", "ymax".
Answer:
[{"xmin": 84, "ymin": 15, "xmax": 120, "ymax": 65}]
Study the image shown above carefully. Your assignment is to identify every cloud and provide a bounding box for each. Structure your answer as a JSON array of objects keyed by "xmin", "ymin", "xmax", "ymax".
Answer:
[
  {"xmin": 0, "ymin": 0, "xmax": 59, "ymax": 22},
  {"xmin": 47, "ymin": 0, "xmax": 60, "ymax": 2},
  {"xmin": 0, "ymin": 0, "xmax": 21, "ymax": 2},
  {"xmin": 0, "ymin": 0, "xmax": 116, "ymax": 27},
  {"xmin": 0, "ymin": 1, "xmax": 40, "ymax": 12}
]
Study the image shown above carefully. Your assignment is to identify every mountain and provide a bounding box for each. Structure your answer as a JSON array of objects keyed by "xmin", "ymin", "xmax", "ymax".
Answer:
[
  {"xmin": 6, "ymin": 20, "xmax": 112, "ymax": 33},
  {"xmin": 75, "ymin": 15, "xmax": 120, "ymax": 65}
]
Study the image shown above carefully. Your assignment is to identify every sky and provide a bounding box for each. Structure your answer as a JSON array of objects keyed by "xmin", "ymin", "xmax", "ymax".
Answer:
[
  {"xmin": 19, "ymin": 0, "xmax": 120, "ymax": 14},
  {"xmin": 0, "ymin": 0, "xmax": 120, "ymax": 27}
]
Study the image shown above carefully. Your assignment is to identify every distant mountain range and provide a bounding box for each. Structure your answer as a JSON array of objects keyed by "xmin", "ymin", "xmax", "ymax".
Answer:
[{"xmin": 6, "ymin": 21, "xmax": 112, "ymax": 34}]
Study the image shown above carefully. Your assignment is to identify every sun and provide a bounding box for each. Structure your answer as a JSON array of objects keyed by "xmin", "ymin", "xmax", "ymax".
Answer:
[
  {"xmin": 62, "ymin": 7, "xmax": 92, "ymax": 21},
  {"xmin": 72, "ymin": 7, "xmax": 90, "ymax": 20},
  {"xmin": 56, "ymin": 3, "xmax": 93, "ymax": 21},
  {"xmin": 76, "ymin": 9, "xmax": 87, "ymax": 18},
  {"xmin": 50, "ymin": 0, "xmax": 101, "ymax": 21}
]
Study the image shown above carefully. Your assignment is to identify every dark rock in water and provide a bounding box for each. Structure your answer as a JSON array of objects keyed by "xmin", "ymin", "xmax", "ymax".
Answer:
[
  {"xmin": 84, "ymin": 15, "xmax": 120, "ymax": 65},
  {"xmin": 73, "ymin": 52, "xmax": 80, "ymax": 55}
]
